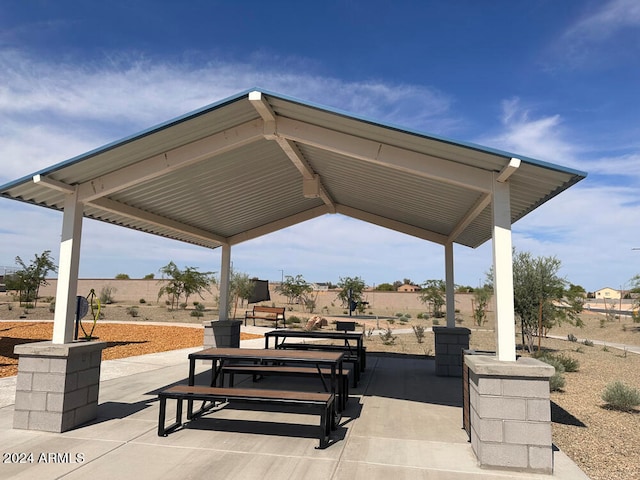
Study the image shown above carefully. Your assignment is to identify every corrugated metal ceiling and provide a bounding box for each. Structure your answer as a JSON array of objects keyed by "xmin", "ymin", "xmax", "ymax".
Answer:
[{"xmin": 0, "ymin": 89, "xmax": 586, "ymax": 251}]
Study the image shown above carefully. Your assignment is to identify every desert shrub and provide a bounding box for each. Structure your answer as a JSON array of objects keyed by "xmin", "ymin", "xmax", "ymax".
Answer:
[
  {"xmin": 379, "ymin": 327, "xmax": 397, "ymax": 345},
  {"xmin": 575, "ymin": 346, "xmax": 584, "ymax": 354},
  {"xmin": 179, "ymin": 302, "xmax": 188, "ymax": 310},
  {"xmin": 395, "ymin": 312, "xmax": 404, "ymax": 318},
  {"xmin": 583, "ymin": 339, "xmax": 594, "ymax": 347},
  {"xmin": 7, "ymin": 304, "xmax": 13, "ymax": 311},
  {"xmin": 388, "ymin": 318, "xmax": 395, "ymax": 324},
  {"xmin": 412, "ymin": 325, "xmax": 425, "ymax": 344},
  {"xmin": 432, "ymin": 318, "xmax": 440, "ymax": 326},
  {"xmin": 417, "ymin": 312, "xmax": 424, "ymax": 319},
  {"xmin": 49, "ymin": 301, "xmax": 55, "ymax": 313},
  {"xmin": 601, "ymin": 381, "xmax": 640, "ymax": 411},
  {"xmin": 99, "ymin": 286, "xmax": 116, "ymax": 304},
  {"xmin": 602, "ymin": 345, "xmax": 610, "ymax": 352},
  {"xmin": 567, "ymin": 333, "xmax": 578, "ymax": 342},
  {"xmin": 126, "ymin": 306, "xmax": 139, "ymax": 317},
  {"xmin": 190, "ymin": 303, "xmax": 206, "ymax": 317},
  {"xmin": 555, "ymin": 353, "xmax": 580, "ymax": 372},
  {"xmin": 535, "ymin": 355, "xmax": 566, "ymax": 392},
  {"xmin": 24, "ymin": 303, "xmax": 34, "ymax": 309},
  {"xmin": 139, "ymin": 298, "xmax": 146, "ymax": 304},
  {"xmin": 287, "ymin": 315, "xmax": 302, "ymax": 325}
]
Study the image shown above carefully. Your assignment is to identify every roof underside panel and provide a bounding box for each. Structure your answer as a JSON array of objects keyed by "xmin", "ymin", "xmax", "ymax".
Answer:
[{"xmin": 0, "ymin": 90, "xmax": 586, "ymax": 251}]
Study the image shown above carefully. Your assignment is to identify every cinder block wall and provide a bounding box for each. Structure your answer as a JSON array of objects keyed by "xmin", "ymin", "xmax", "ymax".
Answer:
[
  {"xmin": 13, "ymin": 341, "xmax": 106, "ymax": 432},
  {"xmin": 465, "ymin": 355, "xmax": 554, "ymax": 473}
]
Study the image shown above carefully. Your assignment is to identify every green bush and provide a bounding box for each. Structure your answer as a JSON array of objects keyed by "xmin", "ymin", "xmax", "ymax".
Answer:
[
  {"xmin": 412, "ymin": 325, "xmax": 425, "ymax": 344},
  {"xmin": 535, "ymin": 354, "xmax": 566, "ymax": 392},
  {"xmin": 49, "ymin": 301, "xmax": 55, "ymax": 313},
  {"xmin": 287, "ymin": 315, "xmax": 302, "ymax": 325},
  {"xmin": 126, "ymin": 306, "xmax": 139, "ymax": 317},
  {"xmin": 601, "ymin": 381, "xmax": 640, "ymax": 411}
]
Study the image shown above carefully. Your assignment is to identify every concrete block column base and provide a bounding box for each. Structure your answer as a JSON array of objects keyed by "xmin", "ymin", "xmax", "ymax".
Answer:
[
  {"xmin": 13, "ymin": 340, "xmax": 107, "ymax": 433},
  {"xmin": 203, "ymin": 319, "xmax": 242, "ymax": 348},
  {"xmin": 464, "ymin": 355, "xmax": 555, "ymax": 474},
  {"xmin": 433, "ymin": 326, "xmax": 470, "ymax": 377}
]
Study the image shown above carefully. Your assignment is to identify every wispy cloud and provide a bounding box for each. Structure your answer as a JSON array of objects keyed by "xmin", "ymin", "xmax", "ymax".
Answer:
[
  {"xmin": 0, "ymin": 50, "xmax": 457, "ymax": 183},
  {"xmin": 551, "ymin": 0, "xmax": 640, "ymax": 69},
  {"xmin": 478, "ymin": 97, "xmax": 577, "ymax": 166}
]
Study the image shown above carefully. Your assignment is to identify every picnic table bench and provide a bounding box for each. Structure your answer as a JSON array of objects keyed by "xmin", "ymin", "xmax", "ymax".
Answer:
[
  {"xmin": 264, "ymin": 329, "xmax": 366, "ymax": 387},
  {"xmin": 220, "ymin": 363, "xmax": 350, "ymax": 410},
  {"xmin": 244, "ymin": 305, "xmax": 286, "ymax": 328},
  {"xmin": 157, "ymin": 384, "xmax": 335, "ymax": 449}
]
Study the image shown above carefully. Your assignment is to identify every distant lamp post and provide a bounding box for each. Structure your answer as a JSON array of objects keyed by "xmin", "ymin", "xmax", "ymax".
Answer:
[{"xmin": 279, "ymin": 269, "xmax": 284, "ymax": 283}]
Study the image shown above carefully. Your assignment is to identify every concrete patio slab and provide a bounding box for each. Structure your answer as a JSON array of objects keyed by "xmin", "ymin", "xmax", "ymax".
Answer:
[{"xmin": 0, "ymin": 330, "xmax": 591, "ymax": 480}]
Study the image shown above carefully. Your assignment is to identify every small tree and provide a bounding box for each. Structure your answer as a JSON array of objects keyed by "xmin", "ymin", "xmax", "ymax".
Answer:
[
  {"xmin": 509, "ymin": 250, "xmax": 583, "ymax": 353},
  {"xmin": 277, "ymin": 274, "xmax": 313, "ymax": 305},
  {"xmin": 10, "ymin": 250, "xmax": 57, "ymax": 307},
  {"xmin": 336, "ymin": 276, "xmax": 366, "ymax": 310},
  {"xmin": 228, "ymin": 270, "xmax": 254, "ymax": 318},
  {"xmin": 472, "ymin": 285, "xmax": 491, "ymax": 326},
  {"xmin": 115, "ymin": 273, "xmax": 130, "ymax": 279},
  {"xmin": 630, "ymin": 274, "xmax": 640, "ymax": 323},
  {"xmin": 157, "ymin": 261, "xmax": 215, "ymax": 310},
  {"xmin": 419, "ymin": 279, "xmax": 446, "ymax": 318}
]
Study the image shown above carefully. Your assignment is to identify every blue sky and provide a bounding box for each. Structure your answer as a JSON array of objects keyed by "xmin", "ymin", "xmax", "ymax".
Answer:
[{"xmin": 0, "ymin": 0, "xmax": 639, "ymax": 291}]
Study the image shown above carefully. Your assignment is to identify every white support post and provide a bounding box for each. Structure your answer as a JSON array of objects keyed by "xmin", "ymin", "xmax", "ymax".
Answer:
[
  {"xmin": 492, "ymin": 175, "xmax": 516, "ymax": 361},
  {"xmin": 445, "ymin": 242, "xmax": 455, "ymax": 328},
  {"xmin": 218, "ymin": 244, "xmax": 231, "ymax": 321},
  {"xmin": 52, "ymin": 190, "xmax": 84, "ymax": 344}
]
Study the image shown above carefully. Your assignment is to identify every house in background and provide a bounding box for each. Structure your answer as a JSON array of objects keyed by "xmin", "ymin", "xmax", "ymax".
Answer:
[
  {"xmin": 397, "ymin": 284, "xmax": 421, "ymax": 293},
  {"xmin": 594, "ymin": 287, "xmax": 621, "ymax": 300}
]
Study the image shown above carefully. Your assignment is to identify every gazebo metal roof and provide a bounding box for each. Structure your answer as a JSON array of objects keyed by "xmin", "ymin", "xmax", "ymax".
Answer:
[{"xmin": 0, "ymin": 89, "xmax": 586, "ymax": 250}]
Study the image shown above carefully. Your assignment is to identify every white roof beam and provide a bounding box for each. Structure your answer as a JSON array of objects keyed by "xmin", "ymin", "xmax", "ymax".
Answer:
[
  {"xmin": 249, "ymin": 91, "xmax": 336, "ymax": 213},
  {"xmin": 77, "ymin": 120, "xmax": 263, "ymax": 202},
  {"xmin": 228, "ymin": 205, "xmax": 330, "ymax": 245},
  {"xmin": 497, "ymin": 157, "xmax": 521, "ymax": 183},
  {"xmin": 336, "ymin": 204, "xmax": 448, "ymax": 244},
  {"xmin": 90, "ymin": 197, "xmax": 228, "ymax": 245},
  {"xmin": 277, "ymin": 118, "xmax": 493, "ymax": 193},
  {"xmin": 32, "ymin": 174, "xmax": 75, "ymax": 194},
  {"xmin": 447, "ymin": 193, "xmax": 492, "ymax": 243}
]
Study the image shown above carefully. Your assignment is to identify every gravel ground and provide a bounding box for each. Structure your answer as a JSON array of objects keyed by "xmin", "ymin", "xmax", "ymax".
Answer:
[{"xmin": 2, "ymin": 301, "xmax": 639, "ymax": 479}]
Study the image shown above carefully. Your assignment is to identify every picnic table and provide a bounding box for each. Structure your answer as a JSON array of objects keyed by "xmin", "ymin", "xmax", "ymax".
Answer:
[
  {"xmin": 264, "ymin": 329, "xmax": 366, "ymax": 382},
  {"xmin": 187, "ymin": 347, "xmax": 345, "ymax": 415}
]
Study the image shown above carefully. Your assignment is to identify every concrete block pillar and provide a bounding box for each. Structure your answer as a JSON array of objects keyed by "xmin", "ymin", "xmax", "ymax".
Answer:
[
  {"xmin": 203, "ymin": 319, "xmax": 242, "ymax": 348},
  {"xmin": 433, "ymin": 326, "xmax": 470, "ymax": 377},
  {"xmin": 464, "ymin": 354, "xmax": 555, "ymax": 474},
  {"xmin": 13, "ymin": 340, "xmax": 107, "ymax": 432}
]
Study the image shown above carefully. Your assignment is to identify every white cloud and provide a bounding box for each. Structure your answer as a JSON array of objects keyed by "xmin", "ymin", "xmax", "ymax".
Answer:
[
  {"xmin": 549, "ymin": 0, "xmax": 640, "ymax": 69},
  {"xmin": 479, "ymin": 97, "xmax": 577, "ymax": 166},
  {"xmin": 0, "ymin": 50, "xmax": 457, "ymax": 183},
  {"xmin": 565, "ymin": 0, "xmax": 640, "ymax": 42}
]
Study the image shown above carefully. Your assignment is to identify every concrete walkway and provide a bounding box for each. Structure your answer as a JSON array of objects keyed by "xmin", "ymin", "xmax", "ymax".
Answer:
[{"xmin": 0, "ymin": 327, "xmax": 590, "ymax": 480}]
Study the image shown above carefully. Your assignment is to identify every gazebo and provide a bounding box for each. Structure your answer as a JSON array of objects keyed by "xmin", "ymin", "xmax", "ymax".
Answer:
[{"xmin": 0, "ymin": 89, "xmax": 586, "ymax": 472}]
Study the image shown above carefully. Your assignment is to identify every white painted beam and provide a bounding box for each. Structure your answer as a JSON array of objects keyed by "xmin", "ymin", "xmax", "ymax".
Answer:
[
  {"xmin": 218, "ymin": 244, "xmax": 231, "ymax": 321},
  {"xmin": 276, "ymin": 118, "xmax": 493, "ymax": 193},
  {"xmin": 492, "ymin": 175, "xmax": 516, "ymax": 361},
  {"xmin": 445, "ymin": 242, "xmax": 455, "ymax": 328},
  {"xmin": 89, "ymin": 197, "xmax": 227, "ymax": 246},
  {"xmin": 447, "ymin": 193, "xmax": 491, "ymax": 243},
  {"xmin": 228, "ymin": 205, "xmax": 330, "ymax": 245},
  {"xmin": 33, "ymin": 174, "xmax": 76, "ymax": 194},
  {"xmin": 248, "ymin": 92, "xmax": 337, "ymax": 214},
  {"xmin": 336, "ymin": 205, "xmax": 449, "ymax": 244},
  {"xmin": 52, "ymin": 190, "xmax": 83, "ymax": 344},
  {"xmin": 77, "ymin": 120, "xmax": 263, "ymax": 202},
  {"xmin": 496, "ymin": 158, "xmax": 521, "ymax": 183}
]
